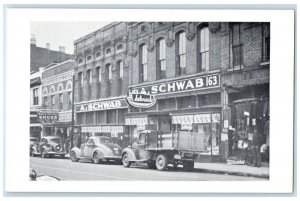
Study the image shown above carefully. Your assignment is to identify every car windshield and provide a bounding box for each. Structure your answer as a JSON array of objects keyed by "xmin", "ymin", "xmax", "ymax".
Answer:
[
  {"xmin": 49, "ymin": 138, "xmax": 61, "ymax": 143},
  {"xmin": 100, "ymin": 139, "xmax": 112, "ymax": 144}
]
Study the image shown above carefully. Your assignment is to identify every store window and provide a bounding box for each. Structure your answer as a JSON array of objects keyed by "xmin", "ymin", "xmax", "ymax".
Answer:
[
  {"xmin": 198, "ymin": 93, "xmax": 221, "ymax": 106},
  {"xmin": 139, "ymin": 44, "xmax": 148, "ymax": 83},
  {"xmin": 231, "ymin": 23, "xmax": 243, "ymax": 69},
  {"xmin": 86, "ymin": 112, "xmax": 94, "ymax": 125},
  {"xmin": 59, "ymin": 93, "xmax": 63, "ymax": 110},
  {"xmin": 157, "ymin": 38, "xmax": 166, "ymax": 80},
  {"xmin": 96, "ymin": 111, "xmax": 106, "ymax": 124},
  {"xmin": 33, "ymin": 88, "xmax": 39, "ymax": 105},
  {"xmin": 198, "ymin": 25, "xmax": 209, "ymax": 72},
  {"xmin": 77, "ymin": 113, "xmax": 86, "ymax": 125},
  {"xmin": 178, "ymin": 96, "xmax": 196, "ymax": 109},
  {"xmin": 158, "ymin": 98, "xmax": 176, "ymax": 110},
  {"xmin": 176, "ymin": 31, "xmax": 186, "ymax": 76},
  {"xmin": 118, "ymin": 109, "xmax": 126, "ymax": 124},
  {"xmin": 107, "ymin": 110, "xmax": 116, "ymax": 124}
]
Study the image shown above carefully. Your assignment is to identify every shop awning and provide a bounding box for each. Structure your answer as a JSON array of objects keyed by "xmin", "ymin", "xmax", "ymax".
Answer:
[
  {"xmin": 81, "ymin": 126, "xmax": 123, "ymax": 133},
  {"xmin": 172, "ymin": 113, "xmax": 220, "ymax": 124},
  {"xmin": 125, "ymin": 117, "xmax": 148, "ymax": 125}
]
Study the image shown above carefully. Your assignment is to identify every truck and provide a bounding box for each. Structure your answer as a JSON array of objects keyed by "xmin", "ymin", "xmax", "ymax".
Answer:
[{"xmin": 121, "ymin": 130, "xmax": 202, "ymax": 171}]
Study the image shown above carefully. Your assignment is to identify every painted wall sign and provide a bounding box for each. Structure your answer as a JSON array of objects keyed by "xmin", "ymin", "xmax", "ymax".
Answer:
[
  {"xmin": 75, "ymin": 98, "xmax": 128, "ymax": 112},
  {"xmin": 129, "ymin": 74, "xmax": 220, "ymax": 96},
  {"xmin": 38, "ymin": 112, "xmax": 59, "ymax": 123},
  {"xmin": 126, "ymin": 88, "xmax": 156, "ymax": 108}
]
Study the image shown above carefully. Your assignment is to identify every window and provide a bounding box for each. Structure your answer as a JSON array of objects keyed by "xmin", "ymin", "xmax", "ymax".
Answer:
[
  {"xmin": 106, "ymin": 64, "xmax": 112, "ymax": 97},
  {"xmin": 105, "ymin": 48, "xmax": 111, "ymax": 55},
  {"xmin": 178, "ymin": 96, "xmax": 196, "ymax": 109},
  {"xmin": 87, "ymin": 55, "xmax": 92, "ymax": 62},
  {"xmin": 86, "ymin": 112, "xmax": 94, "ymax": 125},
  {"xmin": 157, "ymin": 38, "xmax": 166, "ymax": 79},
  {"xmin": 158, "ymin": 98, "xmax": 176, "ymax": 110},
  {"xmin": 43, "ymin": 96, "xmax": 48, "ymax": 107},
  {"xmin": 68, "ymin": 91, "xmax": 72, "ymax": 110},
  {"xmin": 263, "ymin": 23, "xmax": 270, "ymax": 61},
  {"xmin": 51, "ymin": 95, "xmax": 55, "ymax": 109},
  {"xmin": 33, "ymin": 88, "xmax": 39, "ymax": 105},
  {"xmin": 96, "ymin": 52, "xmax": 101, "ymax": 58},
  {"xmin": 138, "ymin": 133, "xmax": 146, "ymax": 144},
  {"xmin": 117, "ymin": 61, "xmax": 123, "ymax": 96},
  {"xmin": 59, "ymin": 93, "xmax": 63, "ymax": 110},
  {"xmin": 176, "ymin": 31, "xmax": 186, "ymax": 76},
  {"xmin": 139, "ymin": 44, "xmax": 148, "ymax": 83},
  {"xmin": 199, "ymin": 26, "xmax": 209, "ymax": 71},
  {"xmin": 231, "ymin": 23, "xmax": 243, "ymax": 68},
  {"xmin": 78, "ymin": 59, "xmax": 83, "ymax": 64},
  {"xmin": 198, "ymin": 93, "xmax": 221, "ymax": 106},
  {"xmin": 107, "ymin": 110, "xmax": 116, "ymax": 124},
  {"xmin": 87, "ymin": 70, "xmax": 92, "ymax": 85},
  {"xmin": 96, "ymin": 67, "xmax": 101, "ymax": 99},
  {"xmin": 158, "ymin": 22, "xmax": 164, "ymax": 26},
  {"xmin": 78, "ymin": 72, "xmax": 83, "ymax": 101},
  {"xmin": 116, "ymin": 44, "xmax": 123, "ymax": 51},
  {"xmin": 141, "ymin": 25, "xmax": 147, "ymax": 33}
]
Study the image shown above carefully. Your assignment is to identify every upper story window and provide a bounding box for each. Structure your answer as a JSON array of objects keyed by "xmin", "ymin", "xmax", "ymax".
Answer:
[
  {"xmin": 176, "ymin": 31, "xmax": 186, "ymax": 76},
  {"xmin": 96, "ymin": 66, "xmax": 101, "ymax": 83},
  {"xmin": 59, "ymin": 93, "xmax": 63, "ymax": 110},
  {"xmin": 141, "ymin": 25, "xmax": 147, "ymax": 33},
  {"xmin": 231, "ymin": 23, "xmax": 243, "ymax": 69},
  {"xmin": 86, "ymin": 55, "xmax": 92, "ymax": 62},
  {"xmin": 78, "ymin": 59, "xmax": 83, "ymax": 65},
  {"xmin": 106, "ymin": 64, "xmax": 112, "ymax": 80},
  {"xmin": 33, "ymin": 88, "xmax": 39, "ymax": 105},
  {"xmin": 116, "ymin": 44, "xmax": 123, "ymax": 51},
  {"xmin": 139, "ymin": 44, "xmax": 148, "ymax": 83},
  {"xmin": 117, "ymin": 61, "xmax": 124, "ymax": 79},
  {"xmin": 158, "ymin": 22, "xmax": 164, "ymax": 27},
  {"xmin": 87, "ymin": 69, "xmax": 92, "ymax": 85},
  {"xmin": 78, "ymin": 72, "xmax": 83, "ymax": 88},
  {"xmin": 157, "ymin": 38, "xmax": 166, "ymax": 79},
  {"xmin": 51, "ymin": 95, "xmax": 55, "ymax": 109},
  {"xmin": 198, "ymin": 25, "xmax": 209, "ymax": 72},
  {"xmin": 105, "ymin": 48, "xmax": 111, "ymax": 56},
  {"xmin": 95, "ymin": 52, "xmax": 101, "ymax": 58},
  {"xmin": 68, "ymin": 91, "xmax": 72, "ymax": 110},
  {"xmin": 263, "ymin": 23, "xmax": 270, "ymax": 62}
]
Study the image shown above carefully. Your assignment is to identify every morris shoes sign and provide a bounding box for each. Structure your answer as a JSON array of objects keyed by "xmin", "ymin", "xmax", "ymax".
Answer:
[{"xmin": 126, "ymin": 88, "xmax": 156, "ymax": 108}]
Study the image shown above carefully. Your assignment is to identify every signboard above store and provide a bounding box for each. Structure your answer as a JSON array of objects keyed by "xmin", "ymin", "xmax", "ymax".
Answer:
[
  {"xmin": 75, "ymin": 98, "xmax": 128, "ymax": 113},
  {"xmin": 129, "ymin": 74, "xmax": 220, "ymax": 96},
  {"xmin": 38, "ymin": 111, "xmax": 59, "ymax": 123},
  {"xmin": 126, "ymin": 88, "xmax": 156, "ymax": 108}
]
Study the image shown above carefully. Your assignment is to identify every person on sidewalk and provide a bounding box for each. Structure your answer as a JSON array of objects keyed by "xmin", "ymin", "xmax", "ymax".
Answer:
[{"xmin": 251, "ymin": 132, "xmax": 262, "ymax": 167}]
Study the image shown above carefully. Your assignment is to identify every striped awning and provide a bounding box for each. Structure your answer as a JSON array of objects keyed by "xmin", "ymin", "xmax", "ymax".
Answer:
[
  {"xmin": 125, "ymin": 117, "xmax": 148, "ymax": 125},
  {"xmin": 172, "ymin": 113, "xmax": 220, "ymax": 124}
]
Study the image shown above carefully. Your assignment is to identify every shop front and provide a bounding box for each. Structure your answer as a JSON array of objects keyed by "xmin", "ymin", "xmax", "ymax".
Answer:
[
  {"xmin": 74, "ymin": 97, "xmax": 129, "ymax": 148},
  {"xmin": 126, "ymin": 73, "xmax": 223, "ymax": 162}
]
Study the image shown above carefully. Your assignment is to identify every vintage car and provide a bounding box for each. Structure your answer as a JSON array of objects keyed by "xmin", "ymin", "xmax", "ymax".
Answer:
[
  {"xmin": 70, "ymin": 136, "xmax": 122, "ymax": 164},
  {"xmin": 30, "ymin": 137, "xmax": 38, "ymax": 156},
  {"xmin": 31, "ymin": 136, "xmax": 66, "ymax": 158}
]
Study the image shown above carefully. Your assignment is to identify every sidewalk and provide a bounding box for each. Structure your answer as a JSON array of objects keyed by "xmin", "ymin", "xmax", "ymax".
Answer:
[{"xmin": 194, "ymin": 162, "xmax": 269, "ymax": 178}]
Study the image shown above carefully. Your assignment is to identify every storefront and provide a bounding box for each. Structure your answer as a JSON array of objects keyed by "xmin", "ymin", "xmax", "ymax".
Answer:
[
  {"xmin": 126, "ymin": 73, "xmax": 223, "ymax": 161},
  {"xmin": 74, "ymin": 97, "xmax": 129, "ymax": 148}
]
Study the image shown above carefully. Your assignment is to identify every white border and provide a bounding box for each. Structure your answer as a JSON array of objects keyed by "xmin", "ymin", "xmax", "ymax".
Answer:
[{"xmin": 5, "ymin": 8, "xmax": 294, "ymax": 193}]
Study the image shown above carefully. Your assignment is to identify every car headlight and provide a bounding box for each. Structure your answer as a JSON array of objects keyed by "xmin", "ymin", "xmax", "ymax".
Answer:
[{"xmin": 55, "ymin": 145, "xmax": 61, "ymax": 151}]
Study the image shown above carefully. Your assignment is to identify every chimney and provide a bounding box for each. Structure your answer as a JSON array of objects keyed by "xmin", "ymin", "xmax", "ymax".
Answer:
[
  {"xmin": 46, "ymin": 43, "xmax": 50, "ymax": 50},
  {"xmin": 30, "ymin": 34, "xmax": 36, "ymax": 45},
  {"xmin": 59, "ymin": 46, "xmax": 65, "ymax": 53}
]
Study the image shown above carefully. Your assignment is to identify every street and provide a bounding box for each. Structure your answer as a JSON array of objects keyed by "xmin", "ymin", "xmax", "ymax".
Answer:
[{"xmin": 30, "ymin": 156, "xmax": 266, "ymax": 181}]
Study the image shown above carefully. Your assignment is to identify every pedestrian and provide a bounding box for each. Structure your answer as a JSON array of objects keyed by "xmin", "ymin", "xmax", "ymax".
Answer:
[{"xmin": 251, "ymin": 132, "xmax": 262, "ymax": 167}]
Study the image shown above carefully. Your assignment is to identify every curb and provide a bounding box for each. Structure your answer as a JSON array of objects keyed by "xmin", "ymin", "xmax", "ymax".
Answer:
[{"xmin": 195, "ymin": 168, "xmax": 269, "ymax": 179}]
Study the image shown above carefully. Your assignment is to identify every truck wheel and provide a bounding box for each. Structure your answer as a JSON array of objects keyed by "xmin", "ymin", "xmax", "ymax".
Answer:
[
  {"xmin": 93, "ymin": 153, "xmax": 100, "ymax": 164},
  {"xmin": 122, "ymin": 153, "xmax": 131, "ymax": 167},
  {"xmin": 183, "ymin": 161, "xmax": 194, "ymax": 171},
  {"xmin": 156, "ymin": 154, "xmax": 168, "ymax": 171},
  {"xmin": 70, "ymin": 151, "xmax": 79, "ymax": 162}
]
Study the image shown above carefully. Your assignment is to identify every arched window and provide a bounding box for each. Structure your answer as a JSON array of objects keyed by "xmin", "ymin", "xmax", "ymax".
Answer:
[
  {"xmin": 87, "ymin": 55, "xmax": 92, "ymax": 61},
  {"xmin": 176, "ymin": 31, "xmax": 186, "ymax": 76},
  {"xmin": 78, "ymin": 72, "xmax": 83, "ymax": 88},
  {"xmin": 198, "ymin": 25, "xmax": 209, "ymax": 72},
  {"xmin": 105, "ymin": 64, "xmax": 112, "ymax": 97},
  {"xmin": 58, "ymin": 83, "xmax": 64, "ymax": 93},
  {"xmin": 87, "ymin": 69, "xmax": 92, "ymax": 85},
  {"xmin": 50, "ymin": 85, "xmax": 55, "ymax": 94},
  {"xmin": 117, "ymin": 44, "xmax": 123, "ymax": 51},
  {"xmin": 78, "ymin": 59, "xmax": 83, "ymax": 65},
  {"xmin": 117, "ymin": 60, "xmax": 124, "ymax": 79},
  {"xmin": 96, "ymin": 66, "xmax": 101, "ymax": 82},
  {"xmin": 105, "ymin": 48, "xmax": 111, "ymax": 55},
  {"xmin": 66, "ymin": 80, "xmax": 72, "ymax": 91},
  {"xmin": 156, "ymin": 38, "xmax": 166, "ymax": 79},
  {"xmin": 96, "ymin": 52, "xmax": 101, "ymax": 58},
  {"xmin": 139, "ymin": 43, "xmax": 147, "ymax": 83}
]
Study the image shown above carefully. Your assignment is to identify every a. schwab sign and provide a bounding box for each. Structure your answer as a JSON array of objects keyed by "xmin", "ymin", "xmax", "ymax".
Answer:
[
  {"xmin": 129, "ymin": 74, "xmax": 220, "ymax": 96},
  {"xmin": 75, "ymin": 98, "xmax": 128, "ymax": 112}
]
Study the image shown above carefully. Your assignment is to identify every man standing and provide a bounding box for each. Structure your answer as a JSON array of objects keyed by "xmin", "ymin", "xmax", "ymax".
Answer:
[{"xmin": 251, "ymin": 132, "xmax": 262, "ymax": 167}]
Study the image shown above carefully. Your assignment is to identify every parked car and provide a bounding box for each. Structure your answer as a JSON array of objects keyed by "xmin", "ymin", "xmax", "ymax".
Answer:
[
  {"xmin": 31, "ymin": 136, "xmax": 66, "ymax": 158},
  {"xmin": 30, "ymin": 137, "xmax": 38, "ymax": 156},
  {"xmin": 30, "ymin": 168, "xmax": 60, "ymax": 181},
  {"xmin": 70, "ymin": 136, "xmax": 122, "ymax": 164}
]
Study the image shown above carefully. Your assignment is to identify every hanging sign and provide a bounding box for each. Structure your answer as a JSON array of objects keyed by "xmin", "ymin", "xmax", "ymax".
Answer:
[{"xmin": 126, "ymin": 88, "xmax": 156, "ymax": 108}]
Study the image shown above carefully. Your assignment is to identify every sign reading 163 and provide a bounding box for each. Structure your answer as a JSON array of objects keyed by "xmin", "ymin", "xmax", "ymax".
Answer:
[{"xmin": 205, "ymin": 75, "xmax": 218, "ymax": 87}]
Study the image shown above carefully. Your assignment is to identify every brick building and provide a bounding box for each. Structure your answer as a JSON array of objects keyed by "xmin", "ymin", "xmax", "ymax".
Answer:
[
  {"xmin": 40, "ymin": 60, "xmax": 75, "ymax": 147},
  {"xmin": 73, "ymin": 22, "xmax": 270, "ymax": 161}
]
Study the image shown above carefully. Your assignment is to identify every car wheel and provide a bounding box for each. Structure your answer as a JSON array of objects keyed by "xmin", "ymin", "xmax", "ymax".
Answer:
[
  {"xmin": 122, "ymin": 153, "xmax": 131, "ymax": 168},
  {"xmin": 93, "ymin": 153, "xmax": 100, "ymax": 164},
  {"xmin": 70, "ymin": 151, "xmax": 79, "ymax": 162},
  {"xmin": 183, "ymin": 161, "xmax": 194, "ymax": 171},
  {"xmin": 156, "ymin": 154, "xmax": 168, "ymax": 171},
  {"xmin": 41, "ymin": 149, "xmax": 47, "ymax": 158}
]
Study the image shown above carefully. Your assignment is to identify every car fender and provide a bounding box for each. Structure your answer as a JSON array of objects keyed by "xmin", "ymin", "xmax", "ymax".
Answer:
[
  {"xmin": 71, "ymin": 147, "xmax": 81, "ymax": 158},
  {"xmin": 92, "ymin": 148, "xmax": 105, "ymax": 159},
  {"xmin": 121, "ymin": 148, "xmax": 137, "ymax": 161}
]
